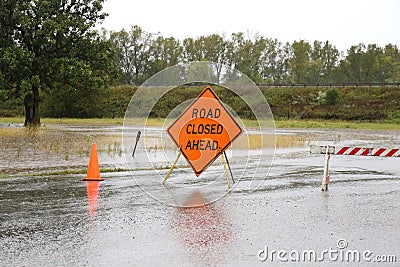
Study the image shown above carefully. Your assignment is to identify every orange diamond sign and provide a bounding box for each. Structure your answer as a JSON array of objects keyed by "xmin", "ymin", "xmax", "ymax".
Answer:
[{"xmin": 167, "ymin": 85, "xmax": 244, "ymax": 176}]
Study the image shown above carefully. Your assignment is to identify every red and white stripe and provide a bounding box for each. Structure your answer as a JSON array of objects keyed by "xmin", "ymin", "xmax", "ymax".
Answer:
[{"xmin": 335, "ymin": 147, "xmax": 400, "ymax": 157}]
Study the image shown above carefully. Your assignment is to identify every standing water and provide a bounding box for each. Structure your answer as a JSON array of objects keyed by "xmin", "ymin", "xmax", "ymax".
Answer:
[{"xmin": 0, "ymin": 125, "xmax": 399, "ymax": 266}]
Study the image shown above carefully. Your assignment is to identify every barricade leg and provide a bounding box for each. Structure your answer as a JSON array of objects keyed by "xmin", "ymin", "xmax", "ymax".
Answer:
[{"xmin": 322, "ymin": 153, "xmax": 330, "ymax": 191}]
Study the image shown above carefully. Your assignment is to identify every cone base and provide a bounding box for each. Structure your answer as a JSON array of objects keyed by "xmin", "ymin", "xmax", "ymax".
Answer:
[{"xmin": 82, "ymin": 177, "xmax": 105, "ymax": 181}]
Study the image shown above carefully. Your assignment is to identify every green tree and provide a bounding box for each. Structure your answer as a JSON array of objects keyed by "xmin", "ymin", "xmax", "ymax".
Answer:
[
  {"xmin": 339, "ymin": 44, "xmax": 385, "ymax": 83},
  {"xmin": 110, "ymin": 26, "xmax": 152, "ymax": 85},
  {"xmin": 182, "ymin": 37, "xmax": 204, "ymax": 62},
  {"xmin": 379, "ymin": 44, "xmax": 400, "ymax": 83},
  {"xmin": 181, "ymin": 34, "xmax": 229, "ymax": 83},
  {"xmin": 201, "ymin": 34, "xmax": 228, "ymax": 83},
  {"xmin": 149, "ymin": 35, "xmax": 182, "ymax": 76},
  {"xmin": 0, "ymin": 0, "xmax": 118, "ymax": 124},
  {"xmin": 310, "ymin": 41, "xmax": 340, "ymax": 83},
  {"xmin": 258, "ymin": 38, "xmax": 288, "ymax": 84},
  {"xmin": 387, "ymin": 45, "xmax": 400, "ymax": 82},
  {"xmin": 289, "ymin": 40, "xmax": 311, "ymax": 83},
  {"xmin": 225, "ymin": 33, "xmax": 245, "ymax": 70},
  {"xmin": 185, "ymin": 61, "xmax": 217, "ymax": 83},
  {"xmin": 336, "ymin": 43, "xmax": 398, "ymax": 83},
  {"xmin": 225, "ymin": 33, "xmax": 262, "ymax": 83},
  {"xmin": 110, "ymin": 29, "xmax": 134, "ymax": 84},
  {"xmin": 361, "ymin": 44, "xmax": 382, "ymax": 82}
]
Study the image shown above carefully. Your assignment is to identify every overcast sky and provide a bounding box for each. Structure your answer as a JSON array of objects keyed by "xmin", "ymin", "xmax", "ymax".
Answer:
[{"xmin": 98, "ymin": 0, "xmax": 399, "ymax": 52}]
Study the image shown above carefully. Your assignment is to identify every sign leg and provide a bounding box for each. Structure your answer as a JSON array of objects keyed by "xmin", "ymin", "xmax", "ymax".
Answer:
[
  {"xmin": 163, "ymin": 150, "xmax": 181, "ymax": 185},
  {"xmin": 221, "ymin": 153, "xmax": 231, "ymax": 189},
  {"xmin": 223, "ymin": 151, "xmax": 235, "ymax": 184}
]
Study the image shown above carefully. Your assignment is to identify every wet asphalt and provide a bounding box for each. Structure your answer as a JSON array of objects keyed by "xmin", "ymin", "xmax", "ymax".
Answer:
[{"xmin": 0, "ymin": 128, "xmax": 399, "ymax": 266}]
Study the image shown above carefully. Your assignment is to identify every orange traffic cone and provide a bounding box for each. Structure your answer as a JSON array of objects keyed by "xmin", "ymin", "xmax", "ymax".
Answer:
[{"xmin": 82, "ymin": 143, "xmax": 104, "ymax": 181}]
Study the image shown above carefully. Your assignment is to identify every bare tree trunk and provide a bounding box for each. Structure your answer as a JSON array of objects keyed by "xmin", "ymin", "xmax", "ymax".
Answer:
[{"xmin": 24, "ymin": 86, "xmax": 40, "ymax": 127}]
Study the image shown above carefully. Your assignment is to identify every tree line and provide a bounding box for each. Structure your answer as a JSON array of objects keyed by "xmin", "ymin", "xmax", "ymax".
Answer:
[
  {"xmin": 0, "ymin": 0, "xmax": 399, "ymax": 123},
  {"xmin": 109, "ymin": 25, "xmax": 400, "ymax": 85}
]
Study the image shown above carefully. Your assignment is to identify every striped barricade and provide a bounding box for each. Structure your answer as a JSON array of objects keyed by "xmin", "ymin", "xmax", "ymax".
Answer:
[
  {"xmin": 335, "ymin": 147, "xmax": 400, "ymax": 157},
  {"xmin": 310, "ymin": 145, "xmax": 400, "ymax": 157},
  {"xmin": 310, "ymin": 145, "xmax": 400, "ymax": 191}
]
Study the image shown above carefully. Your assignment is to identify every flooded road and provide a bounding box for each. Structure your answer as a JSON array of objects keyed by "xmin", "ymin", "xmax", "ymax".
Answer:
[{"xmin": 0, "ymin": 125, "xmax": 399, "ymax": 266}]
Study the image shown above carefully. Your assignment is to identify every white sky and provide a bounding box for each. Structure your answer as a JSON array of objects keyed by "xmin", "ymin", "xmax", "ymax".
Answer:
[{"xmin": 98, "ymin": 0, "xmax": 400, "ymax": 52}]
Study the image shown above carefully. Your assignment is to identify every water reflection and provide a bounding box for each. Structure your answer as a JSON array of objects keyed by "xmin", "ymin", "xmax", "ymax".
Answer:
[
  {"xmin": 86, "ymin": 181, "xmax": 100, "ymax": 222},
  {"xmin": 170, "ymin": 191, "xmax": 233, "ymax": 266},
  {"xmin": 321, "ymin": 191, "xmax": 330, "ymax": 214},
  {"xmin": 233, "ymin": 134, "xmax": 306, "ymax": 149}
]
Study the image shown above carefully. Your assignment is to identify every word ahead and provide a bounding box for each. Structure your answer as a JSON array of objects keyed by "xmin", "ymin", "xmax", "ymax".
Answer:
[{"xmin": 167, "ymin": 85, "xmax": 243, "ymax": 176}]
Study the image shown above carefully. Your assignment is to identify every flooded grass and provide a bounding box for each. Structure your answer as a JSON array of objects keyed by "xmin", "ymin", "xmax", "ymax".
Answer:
[
  {"xmin": 0, "ymin": 117, "xmax": 125, "ymax": 125},
  {"xmin": 274, "ymin": 119, "xmax": 400, "ymax": 130},
  {"xmin": 0, "ymin": 127, "xmax": 125, "ymax": 157},
  {"xmin": 0, "ymin": 122, "xmax": 345, "ymax": 177},
  {"xmin": 2, "ymin": 117, "xmax": 400, "ymax": 130},
  {"xmin": 1, "ymin": 117, "xmax": 398, "ymax": 179},
  {"xmin": 0, "ymin": 126, "xmax": 127, "ymax": 176},
  {"xmin": 1, "ymin": 127, "xmax": 88, "ymax": 159}
]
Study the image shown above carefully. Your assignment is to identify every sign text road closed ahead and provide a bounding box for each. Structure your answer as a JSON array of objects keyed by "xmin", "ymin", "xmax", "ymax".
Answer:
[{"xmin": 167, "ymin": 85, "xmax": 244, "ymax": 176}]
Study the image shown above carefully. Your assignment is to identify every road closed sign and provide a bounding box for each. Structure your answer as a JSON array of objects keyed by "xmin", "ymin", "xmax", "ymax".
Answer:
[{"xmin": 167, "ymin": 85, "xmax": 244, "ymax": 176}]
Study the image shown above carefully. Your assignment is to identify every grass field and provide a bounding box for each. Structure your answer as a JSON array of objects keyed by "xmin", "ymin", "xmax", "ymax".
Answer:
[{"xmin": 1, "ymin": 117, "xmax": 399, "ymax": 130}]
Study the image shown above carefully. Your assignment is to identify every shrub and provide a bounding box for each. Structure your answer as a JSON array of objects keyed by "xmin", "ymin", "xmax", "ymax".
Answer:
[{"xmin": 325, "ymin": 88, "xmax": 339, "ymax": 106}]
